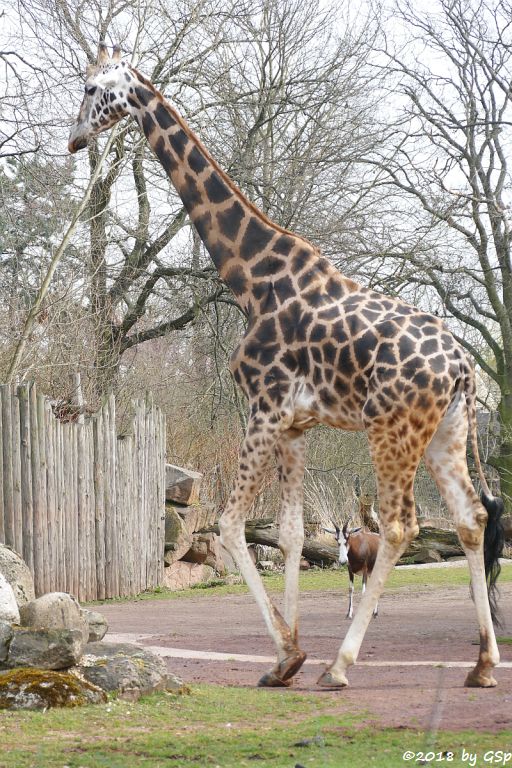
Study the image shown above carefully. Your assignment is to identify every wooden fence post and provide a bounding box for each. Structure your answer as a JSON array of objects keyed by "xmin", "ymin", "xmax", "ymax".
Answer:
[{"xmin": 0, "ymin": 383, "xmax": 166, "ymax": 600}]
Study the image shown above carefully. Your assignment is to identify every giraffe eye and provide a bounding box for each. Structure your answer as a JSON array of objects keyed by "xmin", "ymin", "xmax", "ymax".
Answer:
[{"xmin": 85, "ymin": 86, "xmax": 97, "ymax": 96}]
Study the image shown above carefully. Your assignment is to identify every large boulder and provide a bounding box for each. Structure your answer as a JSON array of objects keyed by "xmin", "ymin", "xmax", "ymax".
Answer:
[
  {"xmin": 179, "ymin": 503, "xmax": 218, "ymax": 533},
  {"xmin": 80, "ymin": 608, "xmax": 108, "ymax": 642},
  {"xmin": 164, "ymin": 505, "xmax": 194, "ymax": 565},
  {"xmin": 162, "ymin": 561, "xmax": 215, "ymax": 591},
  {"xmin": 0, "ymin": 668, "xmax": 106, "ymax": 710},
  {"xmin": 19, "ymin": 592, "xmax": 88, "ymax": 643},
  {"xmin": 0, "ymin": 545, "xmax": 35, "ymax": 607},
  {"xmin": 182, "ymin": 533, "xmax": 226, "ymax": 573},
  {"xmin": 0, "ymin": 621, "xmax": 13, "ymax": 662},
  {"xmin": 0, "ymin": 573, "xmax": 20, "ymax": 624},
  {"xmin": 4, "ymin": 628, "xmax": 84, "ymax": 670},
  {"xmin": 165, "ymin": 464, "xmax": 202, "ymax": 506},
  {"xmin": 74, "ymin": 642, "xmax": 187, "ymax": 701}
]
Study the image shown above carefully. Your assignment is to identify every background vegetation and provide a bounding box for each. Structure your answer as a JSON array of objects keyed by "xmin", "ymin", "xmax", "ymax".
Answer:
[{"xmin": 1, "ymin": 0, "xmax": 511, "ymax": 516}]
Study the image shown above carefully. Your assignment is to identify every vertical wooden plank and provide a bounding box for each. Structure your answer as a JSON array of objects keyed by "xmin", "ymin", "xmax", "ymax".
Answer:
[
  {"xmin": 103, "ymin": 402, "xmax": 113, "ymax": 598},
  {"xmin": 82, "ymin": 420, "xmax": 90, "ymax": 601},
  {"xmin": 11, "ymin": 389, "xmax": 22, "ymax": 556},
  {"xmin": 94, "ymin": 410, "xmax": 106, "ymax": 600},
  {"xmin": 71, "ymin": 422, "xmax": 79, "ymax": 599},
  {"xmin": 132, "ymin": 401, "xmax": 141, "ymax": 596},
  {"xmin": 158, "ymin": 409, "xmax": 166, "ymax": 586},
  {"xmin": 147, "ymin": 402, "xmax": 155, "ymax": 588},
  {"xmin": 144, "ymin": 396, "xmax": 152, "ymax": 589},
  {"xmin": 37, "ymin": 393, "xmax": 48, "ymax": 594},
  {"xmin": 103, "ymin": 396, "xmax": 119, "ymax": 598},
  {"xmin": 29, "ymin": 383, "xmax": 43, "ymax": 595},
  {"xmin": 56, "ymin": 418, "xmax": 66, "ymax": 593},
  {"xmin": 87, "ymin": 420, "xmax": 97, "ymax": 601},
  {"xmin": 45, "ymin": 401, "xmax": 57, "ymax": 592},
  {"xmin": 76, "ymin": 416, "xmax": 86, "ymax": 602},
  {"xmin": 1, "ymin": 385, "xmax": 14, "ymax": 549},
  {"xmin": 137, "ymin": 399, "xmax": 146, "ymax": 592},
  {"xmin": 19, "ymin": 385, "xmax": 34, "ymax": 570},
  {"xmin": 62, "ymin": 423, "xmax": 72, "ymax": 595},
  {"xmin": 132, "ymin": 401, "xmax": 138, "ymax": 594},
  {"xmin": 0, "ymin": 387, "xmax": 4, "ymax": 543},
  {"xmin": 117, "ymin": 437, "xmax": 126, "ymax": 597},
  {"xmin": 109, "ymin": 395, "xmax": 119, "ymax": 597}
]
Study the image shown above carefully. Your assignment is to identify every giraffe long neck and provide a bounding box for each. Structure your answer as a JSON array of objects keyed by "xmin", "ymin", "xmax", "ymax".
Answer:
[{"xmin": 128, "ymin": 72, "xmax": 322, "ymax": 314}]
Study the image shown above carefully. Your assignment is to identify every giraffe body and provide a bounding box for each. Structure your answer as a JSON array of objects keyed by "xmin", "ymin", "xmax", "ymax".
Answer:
[{"xmin": 69, "ymin": 46, "xmax": 504, "ymax": 689}]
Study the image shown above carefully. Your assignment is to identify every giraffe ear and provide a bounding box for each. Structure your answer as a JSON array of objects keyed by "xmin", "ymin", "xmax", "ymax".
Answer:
[
  {"xmin": 97, "ymin": 43, "xmax": 109, "ymax": 65},
  {"xmin": 112, "ymin": 45, "xmax": 122, "ymax": 62}
]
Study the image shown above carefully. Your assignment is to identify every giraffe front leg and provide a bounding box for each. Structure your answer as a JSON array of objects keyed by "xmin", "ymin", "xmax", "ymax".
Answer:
[
  {"xmin": 319, "ymin": 533, "xmax": 410, "ymax": 688},
  {"xmin": 319, "ymin": 433, "xmax": 421, "ymax": 688},
  {"xmin": 219, "ymin": 416, "xmax": 306, "ymax": 687}
]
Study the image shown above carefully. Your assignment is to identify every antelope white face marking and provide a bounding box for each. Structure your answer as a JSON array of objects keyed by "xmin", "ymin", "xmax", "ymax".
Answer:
[{"xmin": 338, "ymin": 538, "xmax": 349, "ymax": 565}]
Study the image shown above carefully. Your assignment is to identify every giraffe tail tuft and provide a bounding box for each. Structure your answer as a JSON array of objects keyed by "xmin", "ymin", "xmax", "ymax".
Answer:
[{"xmin": 481, "ymin": 491, "xmax": 505, "ymax": 627}]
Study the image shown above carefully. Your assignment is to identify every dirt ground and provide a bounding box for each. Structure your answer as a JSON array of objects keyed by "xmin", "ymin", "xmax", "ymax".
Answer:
[{"xmin": 99, "ymin": 583, "xmax": 512, "ymax": 732}]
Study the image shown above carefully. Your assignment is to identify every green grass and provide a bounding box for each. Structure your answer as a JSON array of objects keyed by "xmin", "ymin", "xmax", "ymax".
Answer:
[
  {"xmin": 0, "ymin": 685, "xmax": 509, "ymax": 768},
  {"xmin": 90, "ymin": 561, "xmax": 512, "ymax": 606}
]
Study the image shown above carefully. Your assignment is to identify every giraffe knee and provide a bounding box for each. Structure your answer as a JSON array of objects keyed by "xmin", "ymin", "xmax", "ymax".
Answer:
[
  {"xmin": 457, "ymin": 502, "xmax": 488, "ymax": 549},
  {"xmin": 278, "ymin": 529, "xmax": 304, "ymax": 558},
  {"xmin": 457, "ymin": 524, "xmax": 484, "ymax": 550},
  {"xmin": 218, "ymin": 513, "xmax": 243, "ymax": 550},
  {"xmin": 405, "ymin": 522, "xmax": 420, "ymax": 543},
  {"xmin": 381, "ymin": 519, "xmax": 405, "ymax": 547}
]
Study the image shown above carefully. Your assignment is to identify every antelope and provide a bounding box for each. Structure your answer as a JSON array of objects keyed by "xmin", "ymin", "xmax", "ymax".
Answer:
[{"xmin": 328, "ymin": 522, "xmax": 381, "ymax": 619}]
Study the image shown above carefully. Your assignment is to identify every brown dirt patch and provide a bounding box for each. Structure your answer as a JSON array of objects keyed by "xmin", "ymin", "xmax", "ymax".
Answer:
[{"xmin": 98, "ymin": 583, "xmax": 512, "ymax": 732}]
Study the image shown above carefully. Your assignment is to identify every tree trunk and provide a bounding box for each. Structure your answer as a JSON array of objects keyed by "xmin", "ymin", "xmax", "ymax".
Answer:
[
  {"xmin": 199, "ymin": 520, "xmax": 464, "ymax": 564},
  {"xmin": 87, "ymin": 142, "xmax": 121, "ymax": 400},
  {"xmin": 495, "ymin": 392, "xmax": 512, "ymax": 515}
]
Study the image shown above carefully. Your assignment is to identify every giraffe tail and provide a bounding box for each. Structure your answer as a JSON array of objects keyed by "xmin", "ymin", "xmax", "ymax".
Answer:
[{"xmin": 464, "ymin": 366, "xmax": 504, "ymax": 625}]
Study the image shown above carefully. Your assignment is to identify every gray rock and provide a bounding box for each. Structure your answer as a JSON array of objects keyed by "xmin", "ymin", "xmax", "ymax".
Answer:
[
  {"xmin": 0, "ymin": 573, "xmax": 20, "ymax": 624},
  {"xmin": 165, "ymin": 464, "xmax": 202, "ymax": 505},
  {"xmin": 162, "ymin": 561, "xmax": 215, "ymax": 590},
  {"xmin": 0, "ymin": 668, "xmax": 106, "ymax": 710},
  {"xmin": 19, "ymin": 592, "xmax": 88, "ymax": 643},
  {"xmin": 75, "ymin": 641, "xmax": 186, "ymax": 700},
  {"xmin": 5, "ymin": 628, "xmax": 84, "ymax": 670},
  {"xmin": 80, "ymin": 608, "xmax": 108, "ymax": 642},
  {"xmin": 0, "ymin": 621, "xmax": 13, "ymax": 662},
  {"xmin": 164, "ymin": 505, "xmax": 193, "ymax": 565},
  {"xmin": 0, "ymin": 545, "xmax": 35, "ymax": 607}
]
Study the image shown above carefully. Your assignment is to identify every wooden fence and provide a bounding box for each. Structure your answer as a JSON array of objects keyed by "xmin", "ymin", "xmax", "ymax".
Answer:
[{"xmin": 0, "ymin": 383, "xmax": 166, "ymax": 601}]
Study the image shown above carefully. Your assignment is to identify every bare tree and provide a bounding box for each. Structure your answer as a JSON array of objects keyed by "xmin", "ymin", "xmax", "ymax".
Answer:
[{"xmin": 368, "ymin": 0, "xmax": 512, "ymax": 509}]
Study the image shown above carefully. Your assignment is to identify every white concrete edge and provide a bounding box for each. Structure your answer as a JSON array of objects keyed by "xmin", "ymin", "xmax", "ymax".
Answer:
[{"xmin": 105, "ymin": 633, "xmax": 512, "ymax": 669}]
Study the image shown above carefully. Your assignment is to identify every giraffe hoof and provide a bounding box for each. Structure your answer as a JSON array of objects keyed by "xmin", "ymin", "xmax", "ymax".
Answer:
[
  {"xmin": 257, "ymin": 671, "xmax": 292, "ymax": 688},
  {"xmin": 317, "ymin": 669, "xmax": 349, "ymax": 689},
  {"xmin": 464, "ymin": 668, "xmax": 497, "ymax": 688},
  {"xmin": 257, "ymin": 650, "xmax": 307, "ymax": 687}
]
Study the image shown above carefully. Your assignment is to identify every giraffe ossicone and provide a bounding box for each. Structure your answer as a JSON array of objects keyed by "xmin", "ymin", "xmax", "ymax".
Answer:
[{"xmin": 69, "ymin": 45, "xmax": 504, "ymax": 690}]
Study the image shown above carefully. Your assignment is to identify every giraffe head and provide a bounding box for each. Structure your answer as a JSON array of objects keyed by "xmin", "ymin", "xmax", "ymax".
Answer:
[{"xmin": 68, "ymin": 43, "xmax": 135, "ymax": 153}]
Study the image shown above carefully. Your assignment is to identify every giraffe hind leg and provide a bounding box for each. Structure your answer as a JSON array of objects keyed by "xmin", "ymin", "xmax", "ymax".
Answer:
[{"xmin": 424, "ymin": 395, "xmax": 499, "ymax": 687}]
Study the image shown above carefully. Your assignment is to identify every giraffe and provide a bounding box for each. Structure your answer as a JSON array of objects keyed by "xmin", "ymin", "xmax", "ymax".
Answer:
[{"xmin": 69, "ymin": 44, "xmax": 504, "ymax": 689}]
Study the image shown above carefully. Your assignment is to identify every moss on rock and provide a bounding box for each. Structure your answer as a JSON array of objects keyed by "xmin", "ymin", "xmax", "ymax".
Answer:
[{"xmin": 0, "ymin": 668, "xmax": 107, "ymax": 710}]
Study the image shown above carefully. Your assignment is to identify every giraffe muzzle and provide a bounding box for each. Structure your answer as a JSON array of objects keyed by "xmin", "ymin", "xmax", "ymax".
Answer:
[{"xmin": 68, "ymin": 132, "xmax": 88, "ymax": 154}]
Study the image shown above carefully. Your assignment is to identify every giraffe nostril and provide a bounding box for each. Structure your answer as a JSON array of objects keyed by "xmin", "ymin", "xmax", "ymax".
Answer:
[{"xmin": 68, "ymin": 136, "xmax": 88, "ymax": 153}]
